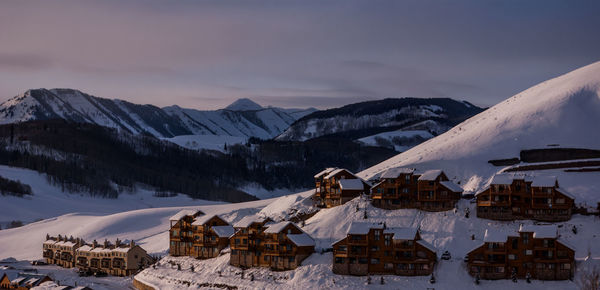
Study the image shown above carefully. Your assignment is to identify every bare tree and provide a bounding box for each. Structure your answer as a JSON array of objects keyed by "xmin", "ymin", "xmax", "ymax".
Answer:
[{"xmin": 578, "ymin": 266, "xmax": 600, "ymax": 290}]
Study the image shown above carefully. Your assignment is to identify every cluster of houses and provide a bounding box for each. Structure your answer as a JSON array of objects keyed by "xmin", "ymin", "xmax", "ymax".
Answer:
[
  {"xmin": 163, "ymin": 166, "xmax": 579, "ymax": 283},
  {"xmin": 168, "ymin": 211, "xmax": 316, "ymax": 271},
  {"xmin": 0, "ymin": 272, "xmax": 53, "ymax": 290},
  {"xmin": 312, "ymin": 166, "xmax": 577, "ymax": 281},
  {"xmin": 42, "ymin": 234, "xmax": 153, "ymax": 276}
]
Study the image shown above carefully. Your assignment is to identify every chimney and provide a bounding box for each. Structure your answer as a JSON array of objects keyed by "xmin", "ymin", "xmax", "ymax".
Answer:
[
  {"xmin": 130, "ymin": 240, "xmax": 135, "ymax": 248},
  {"xmin": 115, "ymin": 238, "xmax": 121, "ymax": 247},
  {"xmin": 58, "ymin": 234, "xmax": 62, "ymax": 241},
  {"xmin": 46, "ymin": 234, "xmax": 50, "ymax": 240},
  {"xmin": 69, "ymin": 235, "xmax": 74, "ymax": 242},
  {"xmin": 93, "ymin": 240, "xmax": 98, "ymax": 248},
  {"xmin": 104, "ymin": 239, "xmax": 109, "ymax": 248}
]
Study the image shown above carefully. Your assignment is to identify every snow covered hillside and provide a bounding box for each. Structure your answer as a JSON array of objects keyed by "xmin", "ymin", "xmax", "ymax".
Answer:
[
  {"xmin": 359, "ymin": 61, "xmax": 600, "ymax": 206},
  {"xmin": 357, "ymin": 130, "xmax": 434, "ymax": 152},
  {"xmin": 163, "ymin": 135, "xmax": 247, "ymax": 152},
  {"xmin": 0, "ymin": 89, "xmax": 315, "ymax": 140},
  {"xmin": 1, "ymin": 193, "xmax": 598, "ymax": 289}
]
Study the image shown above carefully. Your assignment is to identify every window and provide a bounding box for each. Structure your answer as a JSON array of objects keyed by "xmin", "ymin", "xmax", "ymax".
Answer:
[
  {"xmin": 405, "ymin": 175, "xmax": 411, "ymax": 182},
  {"xmin": 335, "ymin": 257, "xmax": 345, "ymax": 264},
  {"xmin": 512, "ymin": 239, "xmax": 518, "ymax": 250},
  {"xmin": 289, "ymin": 256, "xmax": 295, "ymax": 263},
  {"xmin": 556, "ymin": 198, "xmax": 565, "ymax": 204},
  {"xmin": 385, "ymin": 263, "xmax": 393, "ymax": 269},
  {"xmin": 264, "ymin": 256, "xmax": 269, "ymax": 261},
  {"xmin": 371, "ymin": 246, "xmax": 379, "ymax": 252},
  {"xmin": 522, "ymin": 235, "xmax": 529, "ymax": 245},
  {"xmin": 231, "ymin": 250, "xmax": 237, "ymax": 255},
  {"xmin": 339, "ymin": 245, "xmax": 347, "ymax": 252},
  {"xmin": 561, "ymin": 263, "xmax": 571, "ymax": 270},
  {"xmin": 508, "ymin": 254, "xmax": 516, "ymax": 260},
  {"xmin": 371, "ymin": 258, "xmax": 379, "ymax": 264},
  {"xmin": 374, "ymin": 230, "xmax": 380, "ymax": 241},
  {"xmin": 525, "ymin": 250, "xmax": 532, "ymax": 256},
  {"xmin": 359, "ymin": 258, "xmax": 368, "ymax": 264}
]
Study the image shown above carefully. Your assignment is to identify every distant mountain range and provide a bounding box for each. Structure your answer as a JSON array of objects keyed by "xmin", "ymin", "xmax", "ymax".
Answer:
[
  {"xmin": 276, "ymin": 98, "xmax": 485, "ymax": 146},
  {"xmin": 0, "ymin": 89, "xmax": 316, "ymax": 139}
]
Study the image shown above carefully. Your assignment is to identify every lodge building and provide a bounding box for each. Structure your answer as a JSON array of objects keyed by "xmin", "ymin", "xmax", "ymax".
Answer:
[
  {"xmin": 332, "ymin": 222, "xmax": 437, "ymax": 276},
  {"xmin": 168, "ymin": 210, "xmax": 234, "ymax": 259},
  {"xmin": 314, "ymin": 168, "xmax": 370, "ymax": 208},
  {"xmin": 466, "ymin": 225, "xmax": 575, "ymax": 280},
  {"xmin": 371, "ymin": 168, "xmax": 463, "ymax": 211},
  {"xmin": 43, "ymin": 235, "xmax": 152, "ymax": 276},
  {"xmin": 476, "ymin": 174, "xmax": 575, "ymax": 221},
  {"xmin": 0, "ymin": 272, "xmax": 53, "ymax": 289},
  {"xmin": 230, "ymin": 218, "xmax": 315, "ymax": 271}
]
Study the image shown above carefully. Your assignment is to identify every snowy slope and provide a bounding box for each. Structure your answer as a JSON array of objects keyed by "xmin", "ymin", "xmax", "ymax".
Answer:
[
  {"xmin": 2, "ymin": 194, "xmax": 598, "ymax": 289},
  {"xmin": 225, "ymin": 98, "xmax": 263, "ymax": 111},
  {"xmin": 163, "ymin": 135, "xmax": 247, "ymax": 152},
  {"xmin": 358, "ymin": 61, "xmax": 600, "ymax": 205}
]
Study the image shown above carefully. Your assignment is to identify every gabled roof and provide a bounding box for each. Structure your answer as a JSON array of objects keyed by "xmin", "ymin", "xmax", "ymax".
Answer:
[
  {"xmin": 439, "ymin": 181, "xmax": 463, "ymax": 192},
  {"xmin": 76, "ymin": 245, "xmax": 93, "ymax": 252},
  {"xmin": 483, "ymin": 229, "xmax": 517, "ymax": 243},
  {"xmin": 380, "ymin": 167, "xmax": 415, "ymax": 179},
  {"xmin": 555, "ymin": 187, "xmax": 576, "ymax": 199},
  {"xmin": 324, "ymin": 168, "xmax": 357, "ymax": 180},
  {"xmin": 287, "ymin": 233, "xmax": 315, "ymax": 247},
  {"xmin": 490, "ymin": 174, "xmax": 514, "ymax": 185},
  {"xmin": 212, "ymin": 225, "xmax": 235, "ymax": 238},
  {"xmin": 531, "ymin": 176, "xmax": 557, "ymax": 187},
  {"xmin": 192, "ymin": 214, "xmax": 225, "ymax": 226},
  {"xmin": 518, "ymin": 224, "xmax": 557, "ymax": 239},
  {"xmin": 169, "ymin": 209, "xmax": 203, "ymax": 221},
  {"xmin": 264, "ymin": 221, "xmax": 295, "ymax": 234},
  {"xmin": 384, "ymin": 227, "xmax": 418, "ymax": 240},
  {"xmin": 417, "ymin": 240, "xmax": 437, "ymax": 254},
  {"xmin": 557, "ymin": 239, "xmax": 576, "ymax": 251},
  {"xmin": 338, "ymin": 179, "xmax": 366, "ymax": 190},
  {"xmin": 233, "ymin": 215, "xmax": 268, "ymax": 228},
  {"xmin": 347, "ymin": 222, "xmax": 384, "ymax": 235},
  {"xmin": 417, "ymin": 170, "xmax": 443, "ymax": 181},
  {"xmin": 314, "ymin": 167, "xmax": 336, "ymax": 179}
]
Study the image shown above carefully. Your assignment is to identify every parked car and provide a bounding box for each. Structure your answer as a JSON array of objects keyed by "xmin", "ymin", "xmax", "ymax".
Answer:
[
  {"xmin": 94, "ymin": 271, "xmax": 108, "ymax": 277},
  {"xmin": 31, "ymin": 260, "xmax": 48, "ymax": 266},
  {"xmin": 441, "ymin": 251, "xmax": 451, "ymax": 260},
  {"xmin": 463, "ymin": 256, "xmax": 469, "ymax": 263}
]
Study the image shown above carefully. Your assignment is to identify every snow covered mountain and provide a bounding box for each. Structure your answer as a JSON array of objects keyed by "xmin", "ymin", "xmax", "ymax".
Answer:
[
  {"xmin": 275, "ymin": 98, "xmax": 484, "ymax": 142},
  {"xmin": 0, "ymin": 88, "xmax": 316, "ymax": 139},
  {"xmin": 358, "ymin": 61, "xmax": 600, "ymax": 203}
]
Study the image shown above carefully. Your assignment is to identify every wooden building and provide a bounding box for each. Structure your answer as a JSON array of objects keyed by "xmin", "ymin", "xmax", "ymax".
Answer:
[
  {"xmin": 230, "ymin": 220, "xmax": 315, "ymax": 271},
  {"xmin": 313, "ymin": 168, "xmax": 369, "ymax": 208},
  {"xmin": 168, "ymin": 209, "xmax": 205, "ymax": 256},
  {"xmin": 190, "ymin": 215, "xmax": 234, "ymax": 259},
  {"xmin": 0, "ymin": 272, "xmax": 52, "ymax": 290},
  {"xmin": 43, "ymin": 235, "xmax": 152, "ymax": 277},
  {"xmin": 466, "ymin": 225, "xmax": 575, "ymax": 280},
  {"xmin": 371, "ymin": 168, "xmax": 463, "ymax": 211},
  {"xmin": 332, "ymin": 222, "xmax": 437, "ymax": 276},
  {"xmin": 476, "ymin": 174, "xmax": 574, "ymax": 221}
]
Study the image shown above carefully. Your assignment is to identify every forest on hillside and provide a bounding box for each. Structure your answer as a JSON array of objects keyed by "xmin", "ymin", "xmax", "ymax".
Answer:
[{"xmin": 0, "ymin": 120, "xmax": 397, "ymax": 202}]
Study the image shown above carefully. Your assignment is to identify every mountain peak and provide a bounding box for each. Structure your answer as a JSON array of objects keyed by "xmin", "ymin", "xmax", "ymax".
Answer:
[{"xmin": 225, "ymin": 98, "xmax": 263, "ymax": 111}]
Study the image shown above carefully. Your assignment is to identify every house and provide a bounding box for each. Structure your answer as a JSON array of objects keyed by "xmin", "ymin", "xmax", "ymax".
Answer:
[
  {"xmin": 476, "ymin": 174, "xmax": 574, "ymax": 221},
  {"xmin": 466, "ymin": 225, "xmax": 575, "ymax": 280},
  {"xmin": 313, "ymin": 168, "xmax": 369, "ymax": 208},
  {"xmin": 230, "ymin": 220, "xmax": 315, "ymax": 271},
  {"xmin": 332, "ymin": 222, "xmax": 437, "ymax": 276},
  {"xmin": 0, "ymin": 272, "xmax": 52, "ymax": 290},
  {"xmin": 371, "ymin": 167, "xmax": 463, "ymax": 211},
  {"xmin": 168, "ymin": 209, "xmax": 205, "ymax": 256},
  {"xmin": 42, "ymin": 234, "xmax": 84, "ymax": 268},
  {"xmin": 43, "ymin": 235, "xmax": 152, "ymax": 277},
  {"xmin": 189, "ymin": 215, "xmax": 234, "ymax": 259}
]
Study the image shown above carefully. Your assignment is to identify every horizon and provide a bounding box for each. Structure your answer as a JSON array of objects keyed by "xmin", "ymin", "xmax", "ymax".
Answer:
[{"xmin": 1, "ymin": 1, "xmax": 599, "ymax": 110}]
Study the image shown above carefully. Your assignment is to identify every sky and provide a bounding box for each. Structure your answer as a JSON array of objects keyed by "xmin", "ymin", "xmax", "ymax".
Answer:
[{"xmin": 1, "ymin": 0, "xmax": 599, "ymax": 110}]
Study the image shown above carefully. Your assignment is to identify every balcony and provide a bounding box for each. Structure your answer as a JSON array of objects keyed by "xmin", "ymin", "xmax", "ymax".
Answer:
[{"xmin": 76, "ymin": 258, "xmax": 88, "ymax": 267}]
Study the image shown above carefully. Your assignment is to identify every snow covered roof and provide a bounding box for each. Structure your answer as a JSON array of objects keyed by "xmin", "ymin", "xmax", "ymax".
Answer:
[
  {"xmin": 287, "ymin": 233, "xmax": 315, "ymax": 247},
  {"xmin": 416, "ymin": 240, "xmax": 437, "ymax": 253},
  {"xmin": 324, "ymin": 168, "xmax": 356, "ymax": 180},
  {"xmin": 555, "ymin": 187, "xmax": 576, "ymax": 199},
  {"xmin": 531, "ymin": 176, "xmax": 557, "ymax": 187},
  {"xmin": 338, "ymin": 179, "xmax": 365, "ymax": 190},
  {"xmin": 169, "ymin": 209, "xmax": 202, "ymax": 221},
  {"xmin": 347, "ymin": 222, "xmax": 383, "ymax": 235},
  {"xmin": 474, "ymin": 186, "xmax": 490, "ymax": 197},
  {"xmin": 380, "ymin": 167, "xmax": 415, "ymax": 179},
  {"xmin": 77, "ymin": 245, "xmax": 93, "ymax": 252},
  {"xmin": 55, "ymin": 241, "xmax": 76, "ymax": 247},
  {"xmin": 519, "ymin": 224, "xmax": 557, "ymax": 238},
  {"xmin": 264, "ymin": 221, "xmax": 294, "ymax": 234},
  {"xmin": 483, "ymin": 229, "xmax": 517, "ymax": 243},
  {"xmin": 439, "ymin": 181, "xmax": 463, "ymax": 192},
  {"xmin": 43, "ymin": 240, "xmax": 57, "ymax": 245},
  {"xmin": 417, "ymin": 170, "xmax": 443, "ymax": 181},
  {"xmin": 192, "ymin": 214, "xmax": 225, "ymax": 226},
  {"xmin": 233, "ymin": 215, "xmax": 268, "ymax": 228},
  {"xmin": 91, "ymin": 247, "xmax": 112, "ymax": 253},
  {"xmin": 314, "ymin": 168, "xmax": 336, "ymax": 179},
  {"xmin": 212, "ymin": 225, "xmax": 235, "ymax": 238},
  {"xmin": 557, "ymin": 239, "xmax": 576, "ymax": 251},
  {"xmin": 384, "ymin": 227, "xmax": 417, "ymax": 240}
]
